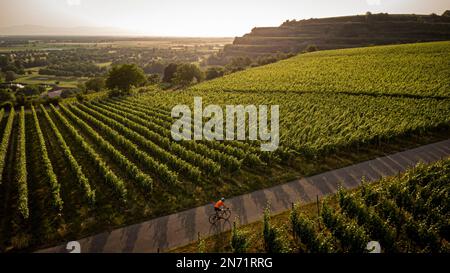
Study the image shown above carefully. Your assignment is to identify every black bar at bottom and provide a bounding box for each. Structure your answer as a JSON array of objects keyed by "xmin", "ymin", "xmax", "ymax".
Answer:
[{"xmin": 0, "ymin": 253, "xmax": 447, "ymax": 272}]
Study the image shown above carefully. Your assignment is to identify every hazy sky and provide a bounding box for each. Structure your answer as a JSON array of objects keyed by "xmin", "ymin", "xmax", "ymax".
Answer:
[{"xmin": 0, "ymin": 0, "xmax": 448, "ymax": 36}]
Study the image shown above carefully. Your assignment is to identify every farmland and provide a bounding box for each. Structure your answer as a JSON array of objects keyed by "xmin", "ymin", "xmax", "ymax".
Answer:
[
  {"xmin": 0, "ymin": 41, "xmax": 449, "ymax": 252},
  {"xmin": 175, "ymin": 158, "xmax": 450, "ymax": 253},
  {"xmin": 16, "ymin": 66, "xmax": 84, "ymax": 88},
  {"xmin": 192, "ymin": 41, "xmax": 450, "ymax": 97},
  {"xmin": 0, "ymin": 37, "xmax": 233, "ymax": 52},
  {"xmin": 126, "ymin": 91, "xmax": 450, "ymax": 157},
  {"xmin": 0, "ymin": 36, "xmax": 233, "ymax": 102}
]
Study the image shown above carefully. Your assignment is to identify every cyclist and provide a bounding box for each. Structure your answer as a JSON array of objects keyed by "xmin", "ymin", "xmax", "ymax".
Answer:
[{"xmin": 214, "ymin": 197, "xmax": 227, "ymax": 215}]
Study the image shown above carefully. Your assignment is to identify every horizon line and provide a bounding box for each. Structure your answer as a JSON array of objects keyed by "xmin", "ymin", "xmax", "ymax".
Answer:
[{"xmin": 1, "ymin": 11, "xmax": 447, "ymax": 38}]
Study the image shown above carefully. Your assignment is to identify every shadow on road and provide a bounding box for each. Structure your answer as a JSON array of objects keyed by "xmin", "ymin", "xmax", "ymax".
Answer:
[
  {"xmin": 208, "ymin": 219, "xmax": 232, "ymax": 235},
  {"xmin": 208, "ymin": 219, "xmax": 232, "ymax": 252}
]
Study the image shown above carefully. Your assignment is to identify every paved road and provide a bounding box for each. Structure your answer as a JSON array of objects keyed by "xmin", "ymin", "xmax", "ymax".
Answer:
[{"xmin": 38, "ymin": 139, "xmax": 450, "ymax": 253}]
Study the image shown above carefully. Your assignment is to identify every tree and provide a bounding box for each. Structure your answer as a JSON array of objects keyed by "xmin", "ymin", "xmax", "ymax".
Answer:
[
  {"xmin": 0, "ymin": 55, "xmax": 23, "ymax": 75},
  {"xmin": 0, "ymin": 55, "xmax": 8, "ymax": 68},
  {"xmin": 305, "ymin": 44, "xmax": 318, "ymax": 52},
  {"xmin": 162, "ymin": 63, "xmax": 178, "ymax": 83},
  {"xmin": 5, "ymin": 71, "xmax": 17, "ymax": 82},
  {"xmin": 0, "ymin": 88, "xmax": 15, "ymax": 106},
  {"xmin": 173, "ymin": 63, "xmax": 204, "ymax": 86},
  {"xmin": 232, "ymin": 57, "xmax": 252, "ymax": 68},
  {"xmin": 205, "ymin": 67, "xmax": 224, "ymax": 80},
  {"xmin": 17, "ymin": 85, "xmax": 43, "ymax": 97},
  {"xmin": 226, "ymin": 57, "xmax": 252, "ymax": 73},
  {"xmin": 365, "ymin": 11, "xmax": 373, "ymax": 23},
  {"xmin": 106, "ymin": 64, "xmax": 147, "ymax": 94},
  {"xmin": 15, "ymin": 93, "xmax": 26, "ymax": 106},
  {"xmin": 2, "ymin": 63, "xmax": 24, "ymax": 75},
  {"xmin": 60, "ymin": 89, "xmax": 81, "ymax": 98},
  {"xmin": 77, "ymin": 82, "xmax": 87, "ymax": 94},
  {"xmin": 147, "ymin": 74, "xmax": 160, "ymax": 84},
  {"xmin": 144, "ymin": 61, "xmax": 165, "ymax": 74},
  {"xmin": 85, "ymin": 77, "xmax": 105, "ymax": 92},
  {"xmin": 205, "ymin": 54, "xmax": 226, "ymax": 66},
  {"xmin": 256, "ymin": 56, "xmax": 278, "ymax": 66}
]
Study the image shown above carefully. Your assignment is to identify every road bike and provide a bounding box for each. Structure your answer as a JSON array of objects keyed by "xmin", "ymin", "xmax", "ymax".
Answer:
[{"xmin": 209, "ymin": 208, "xmax": 231, "ymax": 224}]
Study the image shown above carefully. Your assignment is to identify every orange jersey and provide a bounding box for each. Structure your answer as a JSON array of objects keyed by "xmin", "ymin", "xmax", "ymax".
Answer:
[{"xmin": 214, "ymin": 200, "xmax": 224, "ymax": 208}]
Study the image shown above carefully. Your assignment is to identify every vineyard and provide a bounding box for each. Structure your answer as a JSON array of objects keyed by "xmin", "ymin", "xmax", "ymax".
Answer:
[
  {"xmin": 122, "ymin": 91, "xmax": 450, "ymax": 157},
  {"xmin": 283, "ymin": 159, "xmax": 449, "ymax": 252},
  {"xmin": 291, "ymin": 159, "xmax": 450, "ymax": 253},
  {"xmin": 0, "ymin": 41, "xmax": 448, "ymax": 252},
  {"xmin": 185, "ymin": 159, "xmax": 450, "ymax": 253},
  {"xmin": 191, "ymin": 41, "xmax": 450, "ymax": 98},
  {"xmin": 0, "ymin": 99, "xmax": 288, "ymax": 251}
]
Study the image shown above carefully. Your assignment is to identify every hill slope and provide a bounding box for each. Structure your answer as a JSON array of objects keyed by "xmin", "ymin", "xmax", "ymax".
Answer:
[
  {"xmin": 194, "ymin": 41, "xmax": 450, "ymax": 97},
  {"xmin": 223, "ymin": 13, "xmax": 450, "ymax": 58}
]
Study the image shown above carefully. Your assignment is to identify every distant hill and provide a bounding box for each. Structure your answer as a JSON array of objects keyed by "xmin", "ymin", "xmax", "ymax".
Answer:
[
  {"xmin": 221, "ymin": 12, "xmax": 450, "ymax": 59},
  {"xmin": 0, "ymin": 25, "xmax": 134, "ymax": 36}
]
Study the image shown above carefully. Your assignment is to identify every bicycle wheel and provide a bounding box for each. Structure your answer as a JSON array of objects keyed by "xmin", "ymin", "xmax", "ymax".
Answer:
[
  {"xmin": 222, "ymin": 209, "xmax": 231, "ymax": 220},
  {"xmin": 209, "ymin": 214, "xmax": 218, "ymax": 224}
]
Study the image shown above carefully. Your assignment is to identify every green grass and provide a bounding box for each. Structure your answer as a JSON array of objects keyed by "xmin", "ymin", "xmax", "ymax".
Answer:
[
  {"xmin": 191, "ymin": 41, "xmax": 450, "ymax": 97},
  {"xmin": 12, "ymin": 66, "xmax": 85, "ymax": 88},
  {"xmin": 95, "ymin": 62, "xmax": 112, "ymax": 68},
  {"xmin": 14, "ymin": 75, "xmax": 84, "ymax": 88},
  {"xmin": 23, "ymin": 66, "xmax": 45, "ymax": 74}
]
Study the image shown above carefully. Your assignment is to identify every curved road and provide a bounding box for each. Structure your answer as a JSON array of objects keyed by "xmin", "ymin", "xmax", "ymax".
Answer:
[{"xmin": 38, "ymin": 139, "xmax": 450, "ymax": 253}]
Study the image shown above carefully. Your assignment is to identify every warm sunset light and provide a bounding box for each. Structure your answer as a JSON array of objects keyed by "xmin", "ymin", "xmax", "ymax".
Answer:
[
  {"xmin": 0, "ymin": 0, "xmax": 449, "ymax": 267},
  {"xmin": 0, "ymin": 0, "xmax": 448, "ymax": 36}
]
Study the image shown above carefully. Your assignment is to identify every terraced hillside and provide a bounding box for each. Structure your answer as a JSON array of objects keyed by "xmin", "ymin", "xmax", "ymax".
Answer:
[
  {"xmin": 0, "ymin": 42, "xmax": 448, "ymax": 252},
  {"xmin": 223, "ymin": 13, "xmax": 450, "ymax": 58}
]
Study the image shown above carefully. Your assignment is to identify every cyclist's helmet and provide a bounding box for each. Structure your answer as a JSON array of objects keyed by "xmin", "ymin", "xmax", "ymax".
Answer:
[{"xmin": 221, "ymin": 197, "xmax": 225, "ymax": 202}]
